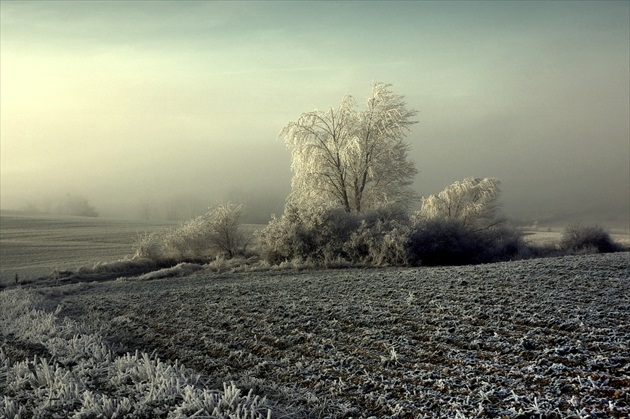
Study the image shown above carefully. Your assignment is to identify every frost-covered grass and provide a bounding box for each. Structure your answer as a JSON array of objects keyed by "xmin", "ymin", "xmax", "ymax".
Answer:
[
  {"xmin": 0, "ymin": 288, "xmax": 273, "ymax": 418},
  {"xmin": 18, "ymin": 252, "xmax": 628, "ymax": 418}
]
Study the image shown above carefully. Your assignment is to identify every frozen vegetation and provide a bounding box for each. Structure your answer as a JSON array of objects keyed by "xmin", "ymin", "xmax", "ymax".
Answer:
[
  {"xmin": 281, "ymin": 82, "xmax": 418, "ymax": 214},
  {"xmin": 2, "ymin": 252, "xmax": 628, "ymax": 417},
  {"xmin": 0, "ymin": 287, "xmax": 272, "ymax": 418}
]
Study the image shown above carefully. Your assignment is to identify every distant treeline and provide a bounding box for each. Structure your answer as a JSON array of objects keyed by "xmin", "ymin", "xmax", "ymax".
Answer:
[{"xmin": 22, "ymin": 193, "xmax": 98, "ymax": 218}]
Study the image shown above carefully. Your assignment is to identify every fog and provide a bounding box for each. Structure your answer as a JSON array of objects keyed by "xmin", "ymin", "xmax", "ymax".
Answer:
[{"xmin": 1, "ymin": 1, "xmax": 628, "ymax": 228}]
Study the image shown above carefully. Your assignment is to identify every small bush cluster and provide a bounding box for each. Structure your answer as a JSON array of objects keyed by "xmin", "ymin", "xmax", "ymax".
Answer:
[
  {"xmin": 407, "ymin": 219, "xmax": 524, "ymax": 266},
  {"xmin": 255, "ymin": 177, "xmax": 535, "ymax": 267},
  {"xmin": 257, "ymin": 204, "xmax": 360, "ymax": 265},
  {"xmin": 560, "ymin": 221, "xmax": 622, "ymax": 254},
  {"xmin": 344, "ymin": 218, "xmax": 411, "ymax": 266},
  {"xmin": 257, "ymin": 204, "xmax": 526, "ymax": 266},
  {"xmin": 133, "ymin": 203, "xmax": 250, "ymax": 264}
]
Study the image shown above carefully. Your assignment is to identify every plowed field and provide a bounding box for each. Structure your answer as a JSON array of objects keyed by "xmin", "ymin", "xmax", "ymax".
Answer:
[{"xmin": 37, "ymin": 252, "xmax": 630, "ymax": 418}]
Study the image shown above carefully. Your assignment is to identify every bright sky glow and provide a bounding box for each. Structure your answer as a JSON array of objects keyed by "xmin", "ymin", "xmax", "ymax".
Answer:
[{"xmin": 1, "ymin": 1, "xmax": 628, "ymax": 224}]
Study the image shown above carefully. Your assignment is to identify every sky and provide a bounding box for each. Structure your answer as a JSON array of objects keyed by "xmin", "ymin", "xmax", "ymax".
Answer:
[{"xmin": 1, "ymin": 1, "xmax": 629, "ymax": 226}]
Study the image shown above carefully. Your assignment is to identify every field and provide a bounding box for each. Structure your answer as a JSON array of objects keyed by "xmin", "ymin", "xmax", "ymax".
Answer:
[
  {"xmin": 1, "ymin": 212, "xmax": 629, "ymax": 417},
  {"xmin": 0, "ymin": 211, "xmax": 269, "ymax": 286},
  {"xmin": 0, "ymin": 210, "xmax": 182, "ymax": 285}
]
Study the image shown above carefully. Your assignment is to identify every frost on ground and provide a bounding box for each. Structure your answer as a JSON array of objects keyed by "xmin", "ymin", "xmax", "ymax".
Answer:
[
  {"xmin": 2, "ymin": 252, "xmax": 629, "ymax": 418},
  {"xmin": 0, "ymin": 288, "xmax": 272, "ymax": 418}
]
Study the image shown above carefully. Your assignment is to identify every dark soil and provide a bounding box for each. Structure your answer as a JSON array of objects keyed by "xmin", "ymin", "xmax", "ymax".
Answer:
[{"xmin": 41, "ymin": 252, "xmax": 630, "ymax": 418}]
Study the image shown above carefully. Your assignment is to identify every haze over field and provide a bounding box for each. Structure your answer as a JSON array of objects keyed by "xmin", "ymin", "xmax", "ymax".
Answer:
[{"xmin": 1, "ymin": 1, "xmax": 628, "ymax": 226}]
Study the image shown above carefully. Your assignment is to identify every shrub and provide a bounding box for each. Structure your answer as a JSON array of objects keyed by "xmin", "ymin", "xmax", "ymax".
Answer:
[
  {"xmin": 166, "ymin": 220, "xmax": 212, "ymax": 260},
  {"xmin": 256, "ymin": 204, "xmax": 359, "ymax": 264},
  {"xmin": 256, "ymin": 204, "xmax": 309, "ymax": 264},
  {"xmin": 133, "ymin": 231, "xmax": 169, "ymax": 261},
  {"xmin": 257, "ymin": 201, "xmax": 527, "ymax": 267},
  {"xmin": 560, "ymin": 221, "xmax": 621, "ymax": 253},
  {"xmin": 407, "ymin": 219, "xmax": 476, "ymax": 265},
  {"xmin": 204, "ymin": 202, "xmax": 250, "ymax": 258},
  {"xmin": 418, "ymin": 177, "xmax": 504, "ymax": 231},
  {"xmin": 256, "ymin": 204, "xmax": 417, "ymax": 265},
  {"xmin": 479, "ymin": 224, "xmax": 527, "ymax": 262},
  {"xmin": 407, "ymin": 218, "xmax": 524, "ymax": 266},
  {"xmin": 132, "ymin": 202, "xmax": 250, "ymax": 263},
  {"xmin": 344, "ymin": 218, "xmax": 410, "ymax": 266}
]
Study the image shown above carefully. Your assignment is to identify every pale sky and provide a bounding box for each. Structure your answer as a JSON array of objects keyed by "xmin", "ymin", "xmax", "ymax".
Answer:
[{"xmin": 1, "ymin": 1, "xmax": 629, "ymax": 225}]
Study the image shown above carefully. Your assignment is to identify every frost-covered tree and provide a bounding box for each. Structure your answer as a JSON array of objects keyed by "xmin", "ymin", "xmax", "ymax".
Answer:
[
  {"xmin": 281, "ymin": 82, "xmax": 418, "ymax": 214},
  {"xmin": 418, "ymin": 177, "xmax": 504, "ymax": 231},
  {"xmin": 205, "ymin": 202, "xmax": 250, "ymax": 258}
]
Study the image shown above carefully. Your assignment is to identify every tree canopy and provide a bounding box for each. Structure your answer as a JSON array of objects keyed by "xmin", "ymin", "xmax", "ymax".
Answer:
[{"xmin": 281, "ymin": 82, "xmax": 418, "ymax": 214}]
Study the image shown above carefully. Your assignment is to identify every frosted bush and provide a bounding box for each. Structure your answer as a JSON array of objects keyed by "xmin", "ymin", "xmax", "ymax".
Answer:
[
  {"xmin": 257, "ymin": 186, "xmax": 526, "ymax": 267},
  {"xmin": 205, "ymin": 202, "xmax": 251, "ymax": 258},
  {"xmin": 259, "ymin": 204, "xmax": 416, "ymax": 266},
  {"xmin": 344, "ymin": 219, "xmax": 410, "ymax": 266},
  {"xmin": 132, "ymin": 202, "xmax": 250, "ymax": 263},
  {"xmin": 560, "ymin": 221, "xmax": 622, "ymax": 253},
  {"xmin": 257, "ymin": 204, "xmax": 359, "ymax": 264},
  {"xmin": 418, "ymin": 177, "xmax": 504, "ymax": 231},
  {"xmin": 165, "ymin": 219, "xmax": 213, "ymax": 260},
  {"xmin": 404, "ymin": 177, "xmax": 528, "ymax": 265},
  {"xmin": 255, "ymin": 205, "xmax": 304, "ymax": 264},
  {"xmin": 133, "ymin": 231, "xmax": 168, "ymax": 261}
]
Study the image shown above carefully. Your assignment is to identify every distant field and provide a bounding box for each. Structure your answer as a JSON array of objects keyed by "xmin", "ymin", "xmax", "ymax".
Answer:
[
  {"xmin": 0, "ymin": 211, "xmax": 179, "ymax": 284},
  {"xmin": 520, "ymin": 228, "xmax": 630, "ymax": 248},
  {"xmin": 0, "ymin": 210, "xmax": 270, "ymax": 285}
]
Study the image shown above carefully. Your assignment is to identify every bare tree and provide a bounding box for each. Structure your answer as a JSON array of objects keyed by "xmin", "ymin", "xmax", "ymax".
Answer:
[
  {"xmin": 281, "ymin": 82, "xmax": 418, "ymax": 214},
  {"xmin": 418, "ymin": 177, "xmax": 504, "ymax": 231}
]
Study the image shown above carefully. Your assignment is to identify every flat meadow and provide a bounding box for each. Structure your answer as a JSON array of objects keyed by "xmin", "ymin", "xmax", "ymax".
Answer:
[
  {"xmin": 1, "ymin": 211, "xmax": 628, "ymax": 418},
  {"xmin": 0, "ymin": 210, "xmax": 183, "ymax": 284}
]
